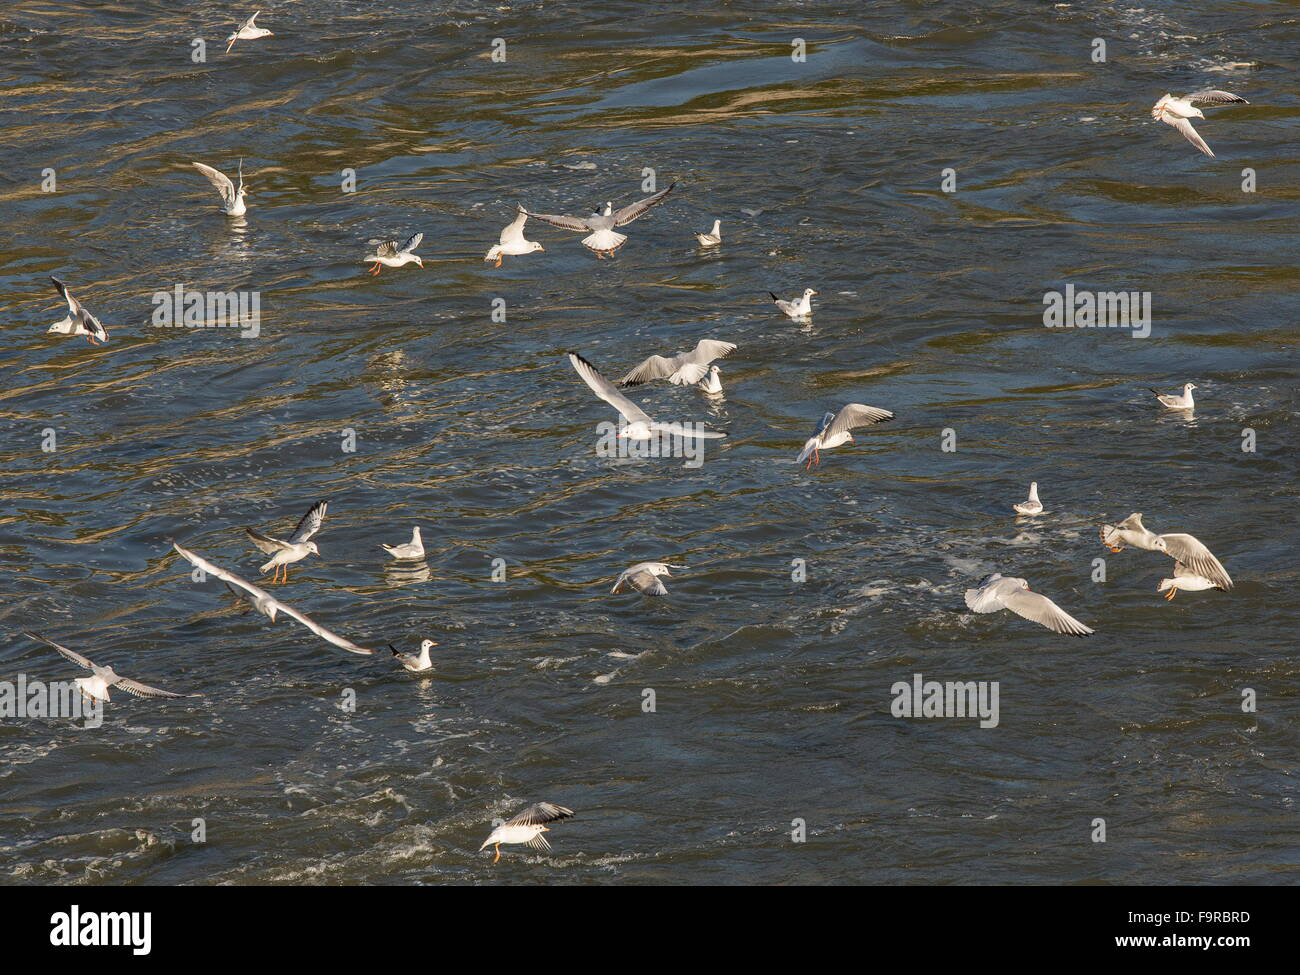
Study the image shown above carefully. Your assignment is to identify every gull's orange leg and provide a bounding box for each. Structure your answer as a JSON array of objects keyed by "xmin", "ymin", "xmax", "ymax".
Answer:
[
  {"xmin": 1164, "ymin": 588, "xmax": 1177, "ymax": 601},
  {"xmin": 493, "ymin": 844, "xmax": 501, "ymax": 864}
]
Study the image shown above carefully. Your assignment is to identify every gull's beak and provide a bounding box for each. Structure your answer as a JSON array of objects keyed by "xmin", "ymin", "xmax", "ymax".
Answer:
[{"xmin": 538, "ymin": 245, "xmax": 545, "ymax": 252}]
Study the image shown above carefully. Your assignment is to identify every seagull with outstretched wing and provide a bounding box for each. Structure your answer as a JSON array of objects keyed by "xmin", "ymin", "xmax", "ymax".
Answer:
[
  {"xmin": 47, "ymin": 276, "xmax": 109, "ymax": 345},
  {"xmin": 192, "ymin": 160, "xmax": 248, "ymax": 216},
  {"xmin": 22, "ymin": 632, "xmax": 202, "ymax": 704},
  {"xmin": 1151, "ymin": 90, "xmax": 1248, "ymax": 157},
  {"xmin": 567, "ymin": 352, "xmax": 726, "ymax": 442},
  {"xmin": 796, "ymin": 403, "xmax": 894, "ymax": 468},
  {"xmin": 244, "ymin": 499, "xmax": 327, "ymax": 583},
  {"xmin": 964, "ymin": 574, "xmax": 1094, "ymax": 637},
  {"xmin": 524, "ymin": 182, "xmax": 676, "ymax": 257}
]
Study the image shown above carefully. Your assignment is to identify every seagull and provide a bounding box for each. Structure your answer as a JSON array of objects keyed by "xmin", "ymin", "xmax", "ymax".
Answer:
[
  {"xmin": 617, "ymin": 339, "xmax": 736, "ymax": 388},
  {"xmin": 484, "ymin": 207, "xmax": 544, "ymax": 268},
  {"xmin": 23, "ymin": 632, "xmax": 201, "ymax": 704},
  {"xmin": 698, "ymin": 364, "xmax": 724, "ymax": 396},
  {"xmin": 479, "ymin": 802, "xmax": 574, "ymax": 863},
  {"xmin": 611, "ymin": 561, "xmax": 684, "ymax": 596},
  {"xmin": 245, "ymin": 500, "xmax": 327, "ymax": 583},
  {"xmin": 1098, "ymin": 513, "xmax": 1233, "ymax": 590},
  {"xmin": 694, "ymin": 219, "xmax": 721, "ymax": 246},
  {"xmin": 524, "ymin": 182, "xmax": 676, "ymax": 258},
  {"xmin": 225, "ymin": 10, "xmax": 273, "ymax": 54},
  {"xmin": 567, "ymin": 352, "xmax": 726, "ymax": 442},
  {"xmin": 172, "ymin": 542, "xmax": 377, "ymax": 655},
  {"xmin": 963, "ymin": 574, "xmax": 1094, "ymax": 637},
  {"xmin": 1013, "ymin": 482, "xmax": 1044, "ymax": 515},
  {"xmin": 770, "ymin": 288, "xmax": 816, "ymax": 320},
  {"xmin": 47, "ymin": 276, "xmax": 108, "ymax": 345},
  {"xmin": 390, "ymin": 639, "xmax": 438, "ymax": 673},
  {"xmin": 796, "ymin": 404, "xmax": 894, "ymax": 468},
  {"xmin": 381, "ymin": 527, "xmax": 424, "ymax": 561},
  {"xmin": 364, "ymin": 232, "xmax": 423, "ymax": 275},
  {"xmin": 1150, "ymin": 382, "xmax": 1196, "ymax": 410},
  {"xmin": 192, "ymin": 160, "xmax": 248, "ymax": 217},
  {"xmin": 1151, "ymin": 90, "xmax": 1249, "ymax": 158},
  {"xmin": 1157, "ymin": 562, "xmax": 1228, "ymax": 601}
]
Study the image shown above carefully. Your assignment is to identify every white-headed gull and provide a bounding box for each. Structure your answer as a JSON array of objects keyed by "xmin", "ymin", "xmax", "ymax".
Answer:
[
  {"xmin": 770, "ymin": 288, "xmax": 816, "ymax": 319},
  {"xmin": 479, "ymin": 802, "xmax": 574, "ymax": 863},
  {"xmin": 192, "ymin": 160, "xmax": 248, "ymax": 216},
  {"xmin": 1151, "ymin": 90, "xmax": 1248, "ymax": 158},
  {"xmin": 964, "ymin": 574, "xmax": 1094, "ymax": 637},
  {"xmin": 698, "ymin": 364, "xmax": 724, "ymax": 395},
  {"xmin": 1013, "ymin": 482, "xmax": 1044, "ymax": 515},
  {"xmin": 694, "ymin": 219, "xmax": 721, "ymax": 246},
  {"xmin": 1150, "ymin": 383, "xmax": 1196, "ymax": 410},
  {"xmin": 1099, "ymin": 513, "xmax": 1232, "ymax": 590},
  {"xmin": 47, "ymin": 276, "xmax": 108, "ymax": 345},
  {"xmin": 524, "ymin": 182, "xmax": 675, "ymax": 258},
  {"xmin": 226, "ymin": 10, "xmax": 273, "ymax": 55},
  {"xmin": 797, "ymin": 404, "xmax": 894, "ymax": 468},
  {"xmin": 567, "ymin": 352, "xmax": 726, "ymax": 441},
  {"xmin": 390, "ymin": 639, "xmax": 438, "ymax": 672},
  {"xmin": 23, "ymin": 632, "xmax": 201, "ymax": 703},
  {"xmin": 245, "ymin": 500, "xmax": 326, "ymax": 583},
  {"xmin": 365, "ymin": 232, "xmax": 423, "ymax": 275},
  {"xmin": 172, "ymin": 542, "xmax": 377, "ymax": 655},
  {"xmin": 381, "ymin": 527, "xmax": 424, "ymax": 560},
  {"xmin": 1156, "ymin": 562, "xmax": 1228, "ymax": 601},
  {"xmin": 611, "ymin": 561, "xmax": 684, "ymax": 596},
  {"xmin": 617, "ymin": 339, "xmax": 736, "ymax": 387},
  {"xmin": 485, "ymin": 207, "xmax": 543, "ymax": 268}
]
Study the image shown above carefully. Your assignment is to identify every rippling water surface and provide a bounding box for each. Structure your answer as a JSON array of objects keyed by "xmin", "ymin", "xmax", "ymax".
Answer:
[{"xmin": 1, "ymin": 1, "xmax": 1297, "ymax": 885}]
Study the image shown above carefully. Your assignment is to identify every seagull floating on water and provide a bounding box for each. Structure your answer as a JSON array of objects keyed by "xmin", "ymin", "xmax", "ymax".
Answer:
[
  {"xmin": 1151, "ymin": 90, "xmax": 1248, "ymax": 158},
  {"xmin": 611, "ymin": 561, "xmax": 684, "ymax": 596},
  {"xmin": 225, "ymin": 10, "xmax": 273, "ymax": 54},
  {"xmin": 245, "ymin": 500, "xmax": 327, "ymax": 583},
  {"xmin": 390, "ymin": 639, "xmax": 438, "ymax": 673},
  {"xmin": 47, "ymin": 276, "xmax": 108, "ymax": 345},
  {"xmin": 524, "ymin": 182, "xmax": 675, "ymax": 257},
  {"xmin": 1099, "ymin": 513, "xmax": 1233, "ymax": 590},
  {"xmin": 23, "ymin": 632, "xmax": 201, "ymax": 704},
  {"xmin": 617, "ymin": 339, "xmax": 736, "ymax": 388},
  {"xmin": 770, "ymin": 288, "xmax": 816, "ymax": 320},
  {"xmin": 1013, "ymin": 482, "xmax": 1044, "ymax": 515},
  {"xmin": 964, "ymin": 574, "xmax": 1094, "ymax": 637},
  {"xmin": 1150, "ymin": 382, "xmax": 1196, "ymax": 410},
  {"xmin": 172, "ymin": 542, "xmax": 377, "ymax": 655},
  {"xmin": 697, "ymin": 364, "xmax": 724, "ymax": 396},
  {"xmin": 192, "ymin": 160, "xmax": 248, "ymax": 217},
  {"xmin": 365, "ymin": 232, "xmax": 423, "ymax": 275},
  {"xmin": 797, "ymin": 403, "xmax": 894, "ymax": 468},
  {"xmin": 484, "ymin": 207, "xmax": 543, "ymax": 268},
  {"xmin": 479, "ymin": 802, "xmax": 574, "ymax": 863},
  {"xmin": 1157, "ymin": 562, "xmax": 1228, "ymax": 601},
  {"xmin": 568, "ymin": 352, "xmax": 726, "ymax": 442},
  {"xmin": 694, "ymin": 219, "xmax": 721, "ymax": 246},
  {"xmin": 381, "ymin": 527, "xmax": 424, "ymax": 561}
]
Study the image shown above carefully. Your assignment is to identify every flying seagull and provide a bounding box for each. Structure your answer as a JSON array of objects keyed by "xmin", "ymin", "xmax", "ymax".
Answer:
[
  {"xmin": 1098, "ymin": 513, "xmax": 1232, "ymax": 590},
  {"xmin": 524, "ymin": 182, "xmax": 676, "ymax": 257},
  {"xmin": 226, "ymin": 10, "xmax": 273, "ymax": 54},
  {"xmin": 23, "ymin": 632, "xmax": 201, "ymax": 704},
  {"xmin": 1150, "ymin": 382, "xmax": 1196, "ymax": 410},
  {"xmin": 567, "ymin": 352, "xmax": 726, "ymax": 442},
  {"xmin": 694, "ymin": 219, "xmax": 721, "ymax": 246},
  {"xmin": 1151, "ymin": 90, "xmax": 1248, "ymax": 158},
  {"xmin": 963, "ymin": 574, "xmax": 1094, "ymax": 637},
  {"xmin": 381, "ymin": 526, "xmax": 424, "ymax": 561},
  {"xmin": 192, "ymin": 160, "xmax": 248, "ymax": 216},
  {"xmin": 611, "ymin": 561, "xmax": 684, "ymax": 596},
  {"xmin": 171, "ymin": 542, "xmax": 377, "ymax": 655},
  {"xmin": 485, "ymin": 207, "xmax": 543, "ymax": 268},
  {"xmin": 770, "ymin": 288, "xmax": 816, "ymax": 320},
  {"xmin": 796, "ymin": 404, "xmax": 894, "ymax": 468},
  {"xmin": 1013, "ymin": 482, "xmax": 1044, "ymax": 515},
  {"xmin": 479, "ymin": 802, "xmax": 574, "ymax": 863},
  {"xmin": 47, "ymin": 276, "xmax": 109, "ymax": 345},
  {"xmin": 1157, "ymin": 562, "xmax": 1228, "ymax": 601},
  {"xmin": 245, "ymin": 500, "xmax": 327, "ymax": 583},
  {"xmin": 364, "ymin": 232, "xmax": 423, "ymax": 275},
  {"xmin": 390, "ymin": 639, "xmax": 438, "ymax": 673},
  {"xmin": 617, "ymin": 339, "xmax": 736, "ymax": 388}
]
